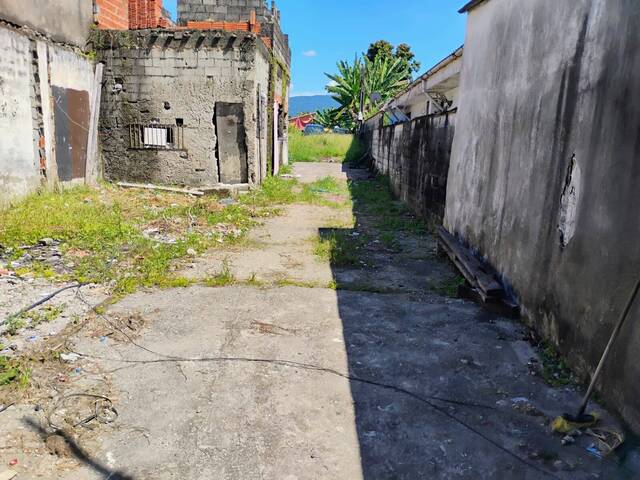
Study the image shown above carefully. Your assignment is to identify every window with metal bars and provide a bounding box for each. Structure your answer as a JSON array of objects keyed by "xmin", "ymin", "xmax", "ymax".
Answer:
[{"xmin": 128, "ymin": 123, "xmax": 185, "ymax": 150}]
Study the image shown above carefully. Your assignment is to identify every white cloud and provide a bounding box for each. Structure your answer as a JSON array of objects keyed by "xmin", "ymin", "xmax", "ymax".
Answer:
[
  {"xmin": 302, "ymin": 50, "xmax": 318, "ymax": 57},
  {"xmin": 326, "ymin": 80, "xmax": 338, "ymax": 88}
]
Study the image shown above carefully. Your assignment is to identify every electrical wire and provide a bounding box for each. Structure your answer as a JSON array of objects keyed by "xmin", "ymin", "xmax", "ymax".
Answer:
[{"xmin": 2, "ymin": 282, "xmax": 87, "ymax": 326}]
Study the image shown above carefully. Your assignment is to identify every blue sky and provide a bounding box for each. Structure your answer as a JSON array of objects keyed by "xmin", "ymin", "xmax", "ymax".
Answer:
[{"xmin": 164, "ymin": 0, "xmax": 467, "ymax": 97}]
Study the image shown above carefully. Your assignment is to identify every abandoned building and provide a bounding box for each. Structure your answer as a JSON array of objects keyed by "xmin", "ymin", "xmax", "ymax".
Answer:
[
  {"xmin": 94, "ymin": 0, "xmax": 291, "ymax": 187},
  {"xmin": 0, "ymin": 1, "xmax": 101, "ymax": 207},
  {"xmin": 0, "ymin": 0, "xmax": 290, "ymax": 207}
]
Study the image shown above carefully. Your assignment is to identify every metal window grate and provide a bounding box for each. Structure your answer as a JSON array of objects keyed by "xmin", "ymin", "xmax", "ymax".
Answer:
[{"xmin": 129, "ymin": 124, "xmax": 185, "ymax": 150}]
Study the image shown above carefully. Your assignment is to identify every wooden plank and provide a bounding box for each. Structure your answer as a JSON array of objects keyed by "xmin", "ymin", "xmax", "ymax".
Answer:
[
  {"xmin": 85, "ymin": 63, "xmax": 103, "ymax": 186},
  {"xmin": 437, "ymin": 227, "xmax": 504, "ymax": 297},
  {"xmin": 116, "ymin": 182, "xmax": 204, "ymax": 196}
]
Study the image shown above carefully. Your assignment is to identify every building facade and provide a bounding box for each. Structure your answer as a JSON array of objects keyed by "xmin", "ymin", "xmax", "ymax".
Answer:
[{"xmin": 95, "ymin": 0, "xmax": 290, "ymax": 187}]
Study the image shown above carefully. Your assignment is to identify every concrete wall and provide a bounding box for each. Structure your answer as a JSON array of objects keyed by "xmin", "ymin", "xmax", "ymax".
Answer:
[
  {"xmin": 363, "ymin": 111, "xmax": 456, "ymax": 219},
  {"xmin": 0, "ymin": 0, "xmax": 92, "ymax": 47},
  {"xmin": 0, "ymin": 24, "xmax": 97, "ymax": 206},
  {"xmin": 0, "ymin": 27, "xmax": 39, "ymax": 205},
  {"xmin": 97, "ymin": 29, "xmax": 269, "ymax": 187},
  {"xmin": 178, "ymin": 0, "xmax": 271, "ymax": 23},
  {"xmin": 446, "ymin": 0, "xmax": 640, "ymax": 431}
]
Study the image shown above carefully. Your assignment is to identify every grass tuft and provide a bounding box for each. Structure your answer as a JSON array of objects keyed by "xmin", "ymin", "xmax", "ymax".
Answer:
[
  {"xmin": 0, "ymin": 356, "xmax": 30, "ymax": 387},
  {"xmin": 313, "ymin": 230, "xmax": 362, "ymax": 266},
  {"xmin": 203, "ymin": 261, "xmax": 236, "ymax": 287}
]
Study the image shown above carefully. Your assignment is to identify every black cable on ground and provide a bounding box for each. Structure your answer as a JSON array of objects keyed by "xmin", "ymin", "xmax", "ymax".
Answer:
[{"xmin": 2, "ymin": 282, "xmax": 87, "ymax": 326}]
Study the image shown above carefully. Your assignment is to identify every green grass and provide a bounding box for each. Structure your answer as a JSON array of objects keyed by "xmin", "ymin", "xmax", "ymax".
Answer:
[
  {"xmin": 313, "ymin": 229, "xmax": 363, "ymax": 266},
  {"xmin": 0, "ymin": 356, "xmax": 30, "ymax": 387},
  {"xmin": 432, "ymin": 275, "xmax": 466, "ymax": 298},
  {"xmin": 539, "ymin": 341, "xmax": 574, "ymax": 387},
  {"xmin": 203, "ymin": 261, "xmax": 236, "ymax": 287},
  {"xmin": 0, "ymin": 174, "xmax": 351, "ymax": 296},
  {"xmin": 289, "ymin": 129, "xmax": 365, "ymax": 163},
  {"xmin": 349, "ymin": 176, "xmax": 428, "ymax": 233},
  {"xmin": 4, "ymin": 304, "xmax": 66, "ymax": 336}
]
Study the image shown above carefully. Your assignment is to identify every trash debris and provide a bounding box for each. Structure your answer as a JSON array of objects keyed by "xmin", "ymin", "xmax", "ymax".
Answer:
[
  {"xmin": 561, "ymin": 435, "xmax": 576, "ymax": 445},
  {"xmin": 585, "ymin": 428, "xmax": 625, "ymax": 458},
  {"xmin": 7, "ymin": 460, "xmax": 17, "ymax": 467},
  {"xmin": 0, "ymin": 269, "xmax": 14, "ymax": 277},
  {"xmin": 511, "ymin": 397, "xmax": 543, "ymax": 417},
  {"xmin": 219, "ymin": 197, "xmax": 237, "ymax": 206},
  {"xmin": 99, "ymin": 336, "xmax": 108, "ymax": 344},
  {"xmin": 186, "ymin": 248, "xmax": 197, "ymax": 256},
  {"xmin": 60, "ymin": 353, "xmax": 80, "ymax": 363},
  {"xmin": 26, "ymin": 335, "xmax": 38, "ymax": 342},
  {"xmin": 73, "ymin": 367, "xmax": 83, "ymax": 375}
]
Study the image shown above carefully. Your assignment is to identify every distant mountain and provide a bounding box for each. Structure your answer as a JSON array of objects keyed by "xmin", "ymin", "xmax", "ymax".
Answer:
[{"xmin": 289, "ymin": 95, "xmax": 338, "ymax": 117}]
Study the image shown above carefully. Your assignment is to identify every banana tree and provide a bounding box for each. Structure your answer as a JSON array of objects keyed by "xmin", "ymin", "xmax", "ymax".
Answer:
[{"xmin": 325, "ymin": 54, "xmax": 408, "ymax": 125}]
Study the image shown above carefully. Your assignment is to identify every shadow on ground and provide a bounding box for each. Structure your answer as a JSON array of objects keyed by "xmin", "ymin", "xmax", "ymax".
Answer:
[
  {"xmin": 23, "ymin": 417, "xmax": 134, "ymax": 480},
  {"xmin": 326, "ymin": 147, "xmax": 640, "ymax": 479}
]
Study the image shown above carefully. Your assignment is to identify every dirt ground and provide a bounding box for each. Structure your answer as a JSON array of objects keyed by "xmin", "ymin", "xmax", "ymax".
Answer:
[{"xmin": 1, "ymin": 162, "xmax": 639, "ymax": 479}]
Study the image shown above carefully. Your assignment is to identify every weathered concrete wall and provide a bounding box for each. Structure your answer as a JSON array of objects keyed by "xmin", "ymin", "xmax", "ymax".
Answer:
[
  {"xmin": 0, "ymin": 27, "xmax": 39, "ymax": 205},
  {"xmin": 0, "ymin": 24, "xmax": 97, "ymax": 206},
  {"xmin": 363, "ymin": 111, "xmax": 456, "ymax": 219},
  {"xmin": 446, "ymin": 0, "xmax": 640, "ymax": 430},
  {"xmin": 0, "ymin": 0, "xmax": 92, "ymax": 47},
  {"xmin": 96, "ymin": 30, "xmax": 269, "ymax": 186}
]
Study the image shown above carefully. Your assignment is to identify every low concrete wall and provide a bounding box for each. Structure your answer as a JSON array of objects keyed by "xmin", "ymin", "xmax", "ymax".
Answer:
[
  {"xmin": 0, "ymin": 0, "xmax": 92, "ymax": 47},
  {"xmin": 0, "ymin": 24, "xmax": 97, "ymax": 207},
  {"xmin": 446, "ymin": 0, "xmax": 640, "ymax": 430},
  {"xmin": 362, "ymin": 111, "xmax": 456, "ymax": 219}
]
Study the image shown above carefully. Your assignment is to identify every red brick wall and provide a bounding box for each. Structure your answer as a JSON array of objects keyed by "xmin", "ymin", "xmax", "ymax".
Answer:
[
  {"xmin": 96, "ymin": 0, "xmax": 129, "ymax": 30},
  {"xmin": 129, "ymin": 0, "xmax": 172, "ymax": 29}
]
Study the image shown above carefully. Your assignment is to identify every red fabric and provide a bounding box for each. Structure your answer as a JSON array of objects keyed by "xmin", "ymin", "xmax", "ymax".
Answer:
[{"xmin": 290, "ymin": 114, "xmax": 315, "ymax": 131}]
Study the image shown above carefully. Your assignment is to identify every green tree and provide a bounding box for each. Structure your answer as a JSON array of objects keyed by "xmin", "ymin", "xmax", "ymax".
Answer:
[
  {"xmin": 366, "ymin": 40, "xmax": 421, "ymax": 80},
  {"xmin": 325, "ymin": 54, "xmax": 408, "ymax": 128},
  {"xmin": 366, "ymin": 40, "xmax": 394, "ymax": 63}
]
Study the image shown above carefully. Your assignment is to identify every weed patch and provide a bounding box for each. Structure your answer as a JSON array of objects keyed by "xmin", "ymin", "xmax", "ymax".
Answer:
[
  {"xmin": 313, "ymin": 230, "xmax": 363, "ymax": 266},
  {"xmin": 0, "ymin": 356, "xmax": 30, "ymax": 387},
  {"xmin": 203, "ymin": 261, "xmax": 236, "ymax": 287},
  {"xmin": 431, "ymin": 276, "xmax": 466, "ymax": 298},
  {"xmin": 349, "ymin": 176, "xmax": 428, "ymax": 233},
  {"xmin": 539, "ymin": 341, "xmax": 574, "ymax": 386}
]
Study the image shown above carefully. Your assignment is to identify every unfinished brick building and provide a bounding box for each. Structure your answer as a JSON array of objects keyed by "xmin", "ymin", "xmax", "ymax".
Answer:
[{"xmin": 93, "ymin": 0, "xmax": 290, "ymax": 187}]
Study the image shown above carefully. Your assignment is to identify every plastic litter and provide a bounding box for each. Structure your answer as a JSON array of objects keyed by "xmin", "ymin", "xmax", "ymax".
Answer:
[{"xmin": 60, "ymin": 353, "xmax": 80, "ymax": 363}]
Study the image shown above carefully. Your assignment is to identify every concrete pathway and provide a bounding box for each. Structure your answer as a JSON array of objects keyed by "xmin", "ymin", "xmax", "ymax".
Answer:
[{"xmin": 2, "ymin": 163, "xmax": 639, "ymax": 479}]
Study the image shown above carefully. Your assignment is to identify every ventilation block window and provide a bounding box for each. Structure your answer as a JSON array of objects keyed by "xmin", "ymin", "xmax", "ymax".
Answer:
[{"xmin": 129, "ymin": 123, "xmax": 185, "ymax": 150}]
